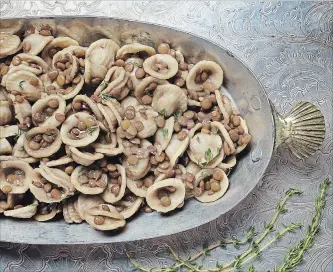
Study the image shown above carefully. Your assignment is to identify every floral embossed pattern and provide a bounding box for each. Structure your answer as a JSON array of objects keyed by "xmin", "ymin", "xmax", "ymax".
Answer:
[{"xmin": 0, "ymin": 1, "xmax": 332, "ymax": 272}]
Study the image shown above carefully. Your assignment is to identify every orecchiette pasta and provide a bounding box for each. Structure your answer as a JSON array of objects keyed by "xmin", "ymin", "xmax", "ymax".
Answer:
[{"xmin": 0, "ymin": 30, "xmax": 251, "ymax": 232}]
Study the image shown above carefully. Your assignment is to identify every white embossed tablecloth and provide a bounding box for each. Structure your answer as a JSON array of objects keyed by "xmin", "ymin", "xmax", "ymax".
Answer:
[{"xmin": 0, "ymin": 1, "xmax": 332, "ymax": 271}]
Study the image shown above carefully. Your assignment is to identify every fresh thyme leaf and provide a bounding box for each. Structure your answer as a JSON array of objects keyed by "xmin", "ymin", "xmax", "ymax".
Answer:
[
  {"xmin": 211, "ymin": 127, "xmax": 218, "ymax": 134},
  {"xmin": 87, "ymin": 126, "xmax": 98, "ymax": 135},
  {"xmin": 158, "ymin": 109, "xmax": 167, "ymax": 117},
  {"xmin": 276, "ymin": 179, "xmax": 330, "ymax": 272},
  {"xmin": 14, "ymin": 127, "xmax": 24, "ymax": 140},
  {"xmin": 100, "ymin": 93, "xmax": 113, "ymax": 100},
  {"xmin": 196, "ymin": 136, "xmax": 201, "ymax": 143},
  {"xmin": 174, "ymin": 110, "xmax": 182, "ymax": 120},
  {"xmin": 127, "ymin": 60, "xmax": 143, "ymax": 68},
  {"xmin": 161, "ymin": 128, "xmax": 168, "ymax": 139},
  {"xmin": 247, "ymin": 264, "xmax": 256, "ymax": 272},
  {"xmin": 205, "ymin": 148, "xmax": 213, "ymax": 162},
  {"xmin": 19, "ymin": 146, "xmax": 25, "ymax": 151},
  {"xmin": 18, "ymin": 80, "xmax": 24, "ymax": 90},
  {"xmin": 126, "ymin": 180, "xmax": 329, "ymax": 272},
  {"xmin": 100, "ymin": 80, "xmax": 109, "ymax": 90}
]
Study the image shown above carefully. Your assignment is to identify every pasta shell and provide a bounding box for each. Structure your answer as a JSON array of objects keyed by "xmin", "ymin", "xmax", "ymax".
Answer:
[
  {"xmin": 146, "ymin": 178, "xmax": 185, "ymax": 213},
  {"xmin": 4, "ymin": 199, "xmax": 38, "ymax": 219},
  {"xmin": 0, "ymin": 34, "xmax": 22, "ymax": 59},
  {"xmin": 0, "ymin": 100, "xmax": 12, "ymax": 125},
  {"xmin": 41, "ymin": 37, "xmax": 79, "ymax": 65},
  {"xmin": 102, "ymin": 164, "xmax": 126, "ymax": 204},
  {"xmin": 186, "ymin": 60, "xmax": 223, "ymax": 91},
  {"xmin": 6, "ymin": 70, "xmax": 43, "ymax": 101},
  {"xmin": 0, "ymin": 160, "xmax": 34, "ymax": 194},
  {"xmin": 84, "ymin": 204, "xmax": 126, "ymax": 231},
  {"xmin": 152, "ymin": 84, "xmax": 187, "ymax": 117},
  {"xmin": 0, "ymin": 138, "xmax": 12, "ymax": 155},
  {"xmin": 31, "ymin": 94, "xmax": 66, "ymax": 127},
  {"xmin": 84, "ymin": 39, "xmax": 119, "ymax": 84},
  {"xmin": 22, "ymin": 33, "xmax": 53, "ymax": 56},
  {"xmin": 60, "ymin": 112, "xmax": 100, "ymax": 147},
  {"xmin": 143, "ymin": 54, "xmax": 178, "ymax": 79},
  {"xmin": 71, "ymin": 165, "xmax": 107, "ymax": 195}
]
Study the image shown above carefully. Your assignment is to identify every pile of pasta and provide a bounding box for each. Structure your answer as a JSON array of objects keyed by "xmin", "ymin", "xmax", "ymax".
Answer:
[{"xmin": 0, "ymin": 20, "xmax": 251, "ymax": 231}]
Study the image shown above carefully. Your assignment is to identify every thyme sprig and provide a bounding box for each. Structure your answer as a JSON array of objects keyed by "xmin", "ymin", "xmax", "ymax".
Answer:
[
  {"xmin": 161, "ymin": 128, "xmax": 168, "ymax": 139},
  {"xmin": 276, "ymin": 179, "xmax": 330, "ymax": 272},
  {"xmin": 100, "ymin": 93, "xmax": 113, "ymax": 100},
  {"xmin": 127, "ymin": 181, "xmax": 330, "ymax": 272},
  {"xmin": 86, "ymin": 126, "xmax": 98, "ymax": 135}
]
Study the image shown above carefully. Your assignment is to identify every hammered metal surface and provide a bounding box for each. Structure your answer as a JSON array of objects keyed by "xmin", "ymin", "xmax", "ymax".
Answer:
[{"xmin": 0, "ymin": 1, "xmax": 332, "ymax": 271}]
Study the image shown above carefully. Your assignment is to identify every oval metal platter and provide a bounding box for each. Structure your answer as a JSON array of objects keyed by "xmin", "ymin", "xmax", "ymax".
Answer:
[{"xmin": 0, "ymin": 17, "xmax": 275, "ymax": 244}]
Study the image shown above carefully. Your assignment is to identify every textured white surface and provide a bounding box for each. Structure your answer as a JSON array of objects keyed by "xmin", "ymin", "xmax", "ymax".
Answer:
[{"xmin": 0, "ymin": 1, "xmax": 332, "ymax": 271}]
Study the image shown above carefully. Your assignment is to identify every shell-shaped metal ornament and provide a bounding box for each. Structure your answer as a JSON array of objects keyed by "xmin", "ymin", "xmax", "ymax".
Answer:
[{"xmin": 272, "ymin": 101, "xmax": 326, "ymax": 158}]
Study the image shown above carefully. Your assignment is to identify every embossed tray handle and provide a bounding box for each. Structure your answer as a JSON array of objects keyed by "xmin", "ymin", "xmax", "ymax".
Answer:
[{"xmin": 271, "ymin": 101, "xmax": 326, "ymax": 158}]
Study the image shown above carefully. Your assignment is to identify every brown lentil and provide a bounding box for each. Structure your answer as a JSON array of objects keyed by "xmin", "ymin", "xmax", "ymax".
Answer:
[
  {"xmin": 65, "ymin": 166, "xmax": 74, "ymax": 175},
  {"xmin": 111, "ymin": 184, "xmax": 120, "ymax": 196},
  {"xmin": 241, "ymin": 134, "xmax": 251, "ymax": 145},
  {"xmin": 2, "ymin": 185, "xmax": 12, "ymax": 194},
  {"xmin": 184, "ymin": 110, "xmax": 195, "ymax": 119},
  {"xmin": 107, "ymin": 164, "xmax": 117, "ymax": 172},
  {"xmin": 125, "ymin": 63, "xmax": 134, "ymax": 72},
  {"xmin": 157, "ymin": 43, "xmax": 170, "ymax": 54},
  {"xmin": 178, "ymin": 116, "xmax": 187, "ymax": 127},
  {"xmin": 128, "ymin": 155, "xmax": 139, "ymax": 165},
  {"xmin": 177, "ymin": 130, "xmax": 188, "ymax": 141},
  {"xmin": 15, "ymin": 95, "xmax": 24, "ymax": 103},
  {"xmin": 141, "ymin": 95, "xmax": 152, "ymax": 105},
  {"xmin": 135, "ymin": 68, "xmax": 145, "ymax": 79},
  {"xmin": 213, "ymin": 170, "xmax": 224, "ymax": 181},
  {"xmin": 179, "ymin": 62, "xmax": 188, "ymax": 71},
  {"xmin": 204, "ymin": 182, "xmax": 211, "ymax": 191},
  {"xmin": 155, "ymin": 115, "xmax": 165, "ymax": 128},
  {"xmin": 50, "ymin": 188, "xmax": 61, "ymax": 199},
  {"xmin": 77, "ymin": 121, "xmax": 87, "ymax": 131},
  {"xmin": 125, "ymin": 106, "xmax": 136, "ymax": 120},
  {"xmin": 143, "ymin": 176, "xmax": 154, "ymax": 188},
  {"xmin": 22, "ymin": 41, "xmax": 31, "ymax": 52},
  {"xmin": 55, "ymin": 113, "xmax": 65, "ymax": 123},
  {"xmin": 12, "ymin": 56, "xmax": 21, "ymax": 66},
  {"xmin": 174, "ymin": 77, "xmax": 185, "ymax": 87},
  {"xmin": 0, "ymin": 65, "xmax": 9, "ymax": 76},
  {"xmin": 211, "ymin": 182, "xmax": 221, "ymax": 192},
  {"xmin": 94, "ymin": 215, "xmax": 105, "ymax": 225},
  {"xmin": 115, "ymin": 59, "xmax": 125, "ymax": 67},
  {"xmin": 155, "ymin": 152, "xmax": 166, "ymax": 163},
  {"xmin": 56, "ymin": 74, "xmax": 65, "ymax": 86},
  {"xmin": 160, "ymin": 196, "xmax": 171, "ymax": 207},
  {"xmin": 229, "ymin": 129, "xmax": 240, "ymax": 143},
  {"xmin": 201, "ymin": 98, "xmax": 212, "ymax": 110}
]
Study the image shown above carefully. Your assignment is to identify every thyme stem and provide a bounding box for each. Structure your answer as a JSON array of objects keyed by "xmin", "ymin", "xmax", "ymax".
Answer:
[
  {"xmin": 276, "ymin": 179, "xmax": 330, "ymax": 272},
  {"xmin": 127, "ymin": 180, "xmax": 330, "ymax": 272}
]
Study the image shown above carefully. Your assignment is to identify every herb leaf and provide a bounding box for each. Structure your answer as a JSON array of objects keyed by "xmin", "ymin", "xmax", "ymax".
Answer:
[
  {"xmin": 161, "ymin": 128, "xmax": 168, "ymax": 139},
  {"xmin": 158, "ymin": 109, "xmax": 167, "ymax": 117},
  {"xmin": 87, "ymin": 126, "xmax": 98, "ymax": 135},
  {"xmin": 100, "ymin": 80, "xmax": 109, "ymax": 90},
  {"xmin": 205, "ymin": 148, "xmax": 213, "ymax": 162},
  {"xmin": 196, "ymin": 136, "xmax": 201, "ymax": 143},
  {"xmin": 174, "ymin": 110, "xmax": 182, "ymax": 120},
  {"xmin": 18, "ymin": 80, "xmax": 25, "ymax": 90},
  {"xmin": 100, "ymin": 93, "xmax": 113, "ymax": 100}
]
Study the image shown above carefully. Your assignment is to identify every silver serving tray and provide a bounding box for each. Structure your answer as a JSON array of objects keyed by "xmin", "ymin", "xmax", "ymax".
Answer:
[{"xmin": 0, "ymin": 17, "xmax": 325, "ymax": 244}]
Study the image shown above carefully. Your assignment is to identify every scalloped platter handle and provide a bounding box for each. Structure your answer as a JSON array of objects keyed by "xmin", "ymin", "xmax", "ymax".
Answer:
[{"xmin": 271, "ymin": 101, "xmax": 326, "ymax": 158}]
